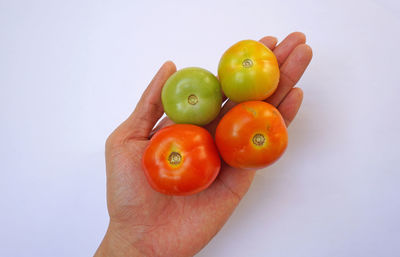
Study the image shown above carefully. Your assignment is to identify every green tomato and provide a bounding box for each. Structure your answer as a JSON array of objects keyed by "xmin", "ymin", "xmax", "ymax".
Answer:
[{"xmin": 162, "ymin": 67, "xmax": 222, "ymax": 125}]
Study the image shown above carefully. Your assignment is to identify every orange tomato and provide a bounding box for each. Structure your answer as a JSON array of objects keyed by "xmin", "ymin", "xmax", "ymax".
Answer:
[
  {"xmin": 215, "ymin": 101, "xmax": 288, "ymax": 169},
  {"xmin": 218, "ymin": 40, "xmax": 280, "ymax": 102},
  {"xmin": 142, "ymin": 124, "xmax": 221, "ymax": 195}
]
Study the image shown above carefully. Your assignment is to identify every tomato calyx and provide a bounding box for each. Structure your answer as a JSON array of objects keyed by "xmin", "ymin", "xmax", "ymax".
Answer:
[
  {"xmin": 168, "ymin": 151, "xmax": 182, "ymax": 166},
  {"xmin": 187, "ymin": 94, "xmax": 198, "ymax": 105},
  {"xmin": 242, "ymin": 58, "xmax": 253, "ymax": 68},
  {"xmin": 252, "ymin": 133, "xmax": 266, "ymax": 146}
]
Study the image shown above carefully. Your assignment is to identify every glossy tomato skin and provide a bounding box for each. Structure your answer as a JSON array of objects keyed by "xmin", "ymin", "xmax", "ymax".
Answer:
[
  {"xmin": 218, "ymin": 40, "xmax": 280, "ymax": 103},
  {"xmin": 215, "ymin": 101, "xmax": 287, "ymax": 169},
  {"xmin": 162, "ymin": 67, "xmax": 222, "ymax": 125},
  {"xmin": 142, "ymin": 124, "xmax": 221, "ymax": 195}
]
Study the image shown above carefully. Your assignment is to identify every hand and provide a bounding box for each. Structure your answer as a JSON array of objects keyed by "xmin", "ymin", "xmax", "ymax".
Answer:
[{"xmin": 95, "ymin": 32, "xmax": 313, "ymax": 257}]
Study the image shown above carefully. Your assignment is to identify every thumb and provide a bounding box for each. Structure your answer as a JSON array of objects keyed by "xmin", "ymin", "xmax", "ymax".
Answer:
[{"xmin": 110, "ymin": 61, "xmax": 176, "ymax": 145}]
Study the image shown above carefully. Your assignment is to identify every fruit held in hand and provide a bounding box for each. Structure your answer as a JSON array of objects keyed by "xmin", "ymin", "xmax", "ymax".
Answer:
[
  {"xmin": 142, "ymin": 124, "xmax": 221, "ymax": 195},
  {"xmin": 162, "ymin": 67, "xmax": 222, "ymax": 125},
  {"xmin": 218, "ymin": 40, "xmax": 280, "ymax": 103},
  {"xmin": 215, "ymin": 101, "xmax": 287, "ymax": 169}
]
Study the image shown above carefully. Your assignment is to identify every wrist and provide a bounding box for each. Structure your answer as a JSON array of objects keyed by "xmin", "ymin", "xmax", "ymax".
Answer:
[{"xmin": 94, "ymin": 223, "xmax": 145, "ymax": 257}]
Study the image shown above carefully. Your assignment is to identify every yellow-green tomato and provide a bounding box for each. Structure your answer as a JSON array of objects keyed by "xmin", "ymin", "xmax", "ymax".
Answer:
[
  {"xmin": 218, "ymin": 40, "xmax": 280, "ymax": 103},
  {"xmin": 162, "ymin": 67, "xmax": 222, "ymax": 125}
]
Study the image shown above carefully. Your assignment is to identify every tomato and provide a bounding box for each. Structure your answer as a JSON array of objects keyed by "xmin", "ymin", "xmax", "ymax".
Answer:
[
  {"xmin": 162, "ymin": 67, "xmax": 222, "ymax": 125},
  {"xmin": 142, "ymin": 124, "xmax": 221, "ymax": 195},
  {"xmin": 215, "ymin": 101, "xmax": 287, "ymax": 169},
  {"xmin": 218, "ymin": 40, "xmax": 280, "ymax": 103}
]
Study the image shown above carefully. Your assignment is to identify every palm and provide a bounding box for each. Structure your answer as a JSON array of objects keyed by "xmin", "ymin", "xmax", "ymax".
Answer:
[
  {"xmin": 106, "ymin": 141, "xmax": 248, "ymax": 257},
  {"xmin": 101, "ymin": 33, "xmax": 312, "ymax": 257}
]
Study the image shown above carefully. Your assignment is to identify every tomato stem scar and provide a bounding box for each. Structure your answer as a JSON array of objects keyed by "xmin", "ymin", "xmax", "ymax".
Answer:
[
  {"xmin": 168, "ymin": 152, "xmax": 182, "ymax": 165},
  {"xmin": 242, "ymin": 59, "xmax": 253, "ymax": 68},
  {"xmin": 188, "ymin": 94, "xmax": 198, "ymax": 105},
  {"xmin": 252, "ymin": 133, "xmax": 265, "ymax": 146}
]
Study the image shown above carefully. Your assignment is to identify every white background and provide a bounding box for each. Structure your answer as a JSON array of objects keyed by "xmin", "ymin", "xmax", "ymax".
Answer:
[{"xmin": 1, "ymin": 0, "xmax": 399, "ymax": 256}]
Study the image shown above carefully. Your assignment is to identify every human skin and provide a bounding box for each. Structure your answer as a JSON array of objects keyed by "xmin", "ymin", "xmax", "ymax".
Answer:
[{"xmin": 94, "ymin": 32, "xmax": 313, "ymax": 257}]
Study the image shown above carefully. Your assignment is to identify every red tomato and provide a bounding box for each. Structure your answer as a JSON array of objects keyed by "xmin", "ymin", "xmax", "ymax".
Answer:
[
  {"xmin": 142, "ymin": 124, "xmax": 221, "ymax": 195},
  {"xmin": 215, "ymin": 101, "xmax": 288, "ymax": 169}
]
